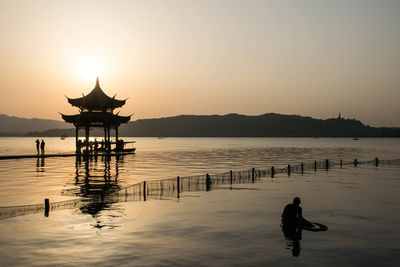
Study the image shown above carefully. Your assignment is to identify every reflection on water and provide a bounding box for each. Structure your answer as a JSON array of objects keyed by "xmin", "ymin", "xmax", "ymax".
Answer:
[
  {"xmin": 282, "ymin": 224, "xmax": 302, "ymax": 257},
  {"xmin": 0, "ymin": 162, "xmax": 400, "ymax": 265},
  {"xmin": 1, "ymin": 137, "xmax": 400, "ymax": 207},
  {"xmin": 1, "ymin": 138, "xmax": 400, "ymax": 266},
  {"xmin": 2, "ymin": 156, "xmax": 263, "ymax": 223},
  {"xmin": 36, "ymin": 157, "xmax": 45, "ymax": 172},
  {"xmin": 76, "ymin": 157, "xmax": 120, "ymax": 215},
  {"xmin": 62, "ymin": 155, "xmax": 256, "ymax": 228},
  {"xmin": 61, "ymin": 156, "xmax": 124, "ymax": 228}
]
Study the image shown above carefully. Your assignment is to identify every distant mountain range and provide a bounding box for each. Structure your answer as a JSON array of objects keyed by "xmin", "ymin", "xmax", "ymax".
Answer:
[
  {"xmin": 1, "ymin": 113, "xmax": 399, "ymax": 137},
  {"xmin": 0, "ymin": 114, "xmax": 69, "ymax": 135}
]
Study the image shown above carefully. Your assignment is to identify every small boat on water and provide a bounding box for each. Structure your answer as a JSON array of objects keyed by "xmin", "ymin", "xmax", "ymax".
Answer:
[
  {"xmin": 353, "ymin": 137, "xmax": 359, "ymax": 140},
  {"xmin": 120, "ymin": 147, "xmax": 136, "ymax": 153},
  {"xmin": 110, "ymin": 141, "xmax": 136, "ymax": 153}
]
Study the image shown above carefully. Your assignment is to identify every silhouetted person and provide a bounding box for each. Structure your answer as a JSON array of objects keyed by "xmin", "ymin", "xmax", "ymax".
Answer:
[
  {"xmin": 76, "ymin": 139, "xmax": 82, "ymax": 154},
  {"xmin": 282, "ymin": 197, "xmax": 314, "ymax": 228},
  {"xmin": 281, "ymin": 197, "xmax": 327, "ymax": 257},
  {"xmin": 116, "ymin": 139, "xmax": 120, "ymax": 151},
  {"xmin": 116, "ymin": 139, "xmax": 124, "ymax": 151},
  {"xmin": 94, "ymin": 139, "xmax": 98, "ymax": 153},
  {"xmin": 281, "ymin": 197, "xmax": 303, "ymax": 257},
  {"xmin": 282, "ymin": 197, "xmax": 303, "ymax": 227},
  {"xmin": 40, "ymin": 139, "xmax": 45, "ymax": 155},
  {"xmin": 35, "ymin": 139, "xmax": 40, "ymax": 154}
]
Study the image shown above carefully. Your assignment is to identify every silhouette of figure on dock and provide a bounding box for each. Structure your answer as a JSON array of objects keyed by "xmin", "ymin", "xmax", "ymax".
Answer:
[
  {"xmin": 94, "ymin": 139, "xmax": 98, "ymax": 153},
  {"xmin": 40, "ymin": 139, "xmax": 45, "ymax": 155},
  {"xmin": 76, "ymin": 139, "xmax": 82, "ymax": 155},
  {"xmin": 35, "ymin": 139, "xmax": 40, "ymax": 154}
]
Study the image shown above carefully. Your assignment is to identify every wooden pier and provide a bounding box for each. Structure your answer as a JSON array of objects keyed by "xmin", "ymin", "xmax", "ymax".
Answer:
[{"xmin": 0, "ymin": 151, "xmax": 135, "ymax": 160}]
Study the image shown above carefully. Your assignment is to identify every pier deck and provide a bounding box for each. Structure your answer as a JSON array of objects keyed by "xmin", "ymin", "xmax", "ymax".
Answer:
[{"xmin": 0, "ymin": 152, "xmax": 135, "ymax": 160}]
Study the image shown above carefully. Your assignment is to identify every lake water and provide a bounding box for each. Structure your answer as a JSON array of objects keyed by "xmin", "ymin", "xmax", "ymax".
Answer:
[{"xmin": 0, "ymin": 137, "xmax": 399, "ymax": 266}]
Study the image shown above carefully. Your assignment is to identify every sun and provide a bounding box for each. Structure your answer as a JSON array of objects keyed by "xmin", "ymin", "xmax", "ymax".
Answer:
[{"xmin": 78, "ymin": 59, "xmax": 105, "ymax": 83}]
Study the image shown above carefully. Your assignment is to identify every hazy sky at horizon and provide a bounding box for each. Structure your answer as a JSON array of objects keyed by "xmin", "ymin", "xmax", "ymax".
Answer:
[{"xmin": 0, "ymin": 0, "xmax": 399, "ymax": 126}]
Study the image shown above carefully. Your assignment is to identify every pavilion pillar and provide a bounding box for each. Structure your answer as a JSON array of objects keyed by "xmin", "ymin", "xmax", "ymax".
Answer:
[
  {"xmin": 107, "ymin": 127, "xmax": 111, "ymax": 152},
  {"xmin": 75, "ymin": 126, "xmax": 79, "ymax": 153},
  {"xmin": 104, "ymin": 126, "xmax": 107, "ymax": 150},
  {"xmin": 85, "ymin": 126, "xmax": 89, "ymax": 154},
  {"xmin": 115, "ymin": 126, "xmax": 119, "ymax": 151}
]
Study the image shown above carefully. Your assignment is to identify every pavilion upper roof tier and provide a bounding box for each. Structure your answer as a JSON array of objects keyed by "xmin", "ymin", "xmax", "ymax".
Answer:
[{"xmin": 67, "ymin": 77, "xmax": 127, "ymax": 111}]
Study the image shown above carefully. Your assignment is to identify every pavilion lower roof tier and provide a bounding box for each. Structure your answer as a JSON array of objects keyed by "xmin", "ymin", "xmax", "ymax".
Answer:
[{"xmin": 61, "ymin": 112, "xmax": 131, "ymax": 127}]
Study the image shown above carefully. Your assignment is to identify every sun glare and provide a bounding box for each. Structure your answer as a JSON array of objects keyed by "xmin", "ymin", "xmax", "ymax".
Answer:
[{"xmin": 78, "ymin": 59, "xmax": 105, "ymax": 83}]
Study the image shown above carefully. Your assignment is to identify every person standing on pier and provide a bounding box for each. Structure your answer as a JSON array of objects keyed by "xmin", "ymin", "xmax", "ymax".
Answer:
[
  {"xmin": 94, "ymin": 139, "xmax": 98, "ymax": 153},
  {"xmin": 35, "ymin": 139, "xmax": 40, "ymax": 154},
  {"xmin": 40, "ymin": 139, "xmax": 45, "ymax": 155}
]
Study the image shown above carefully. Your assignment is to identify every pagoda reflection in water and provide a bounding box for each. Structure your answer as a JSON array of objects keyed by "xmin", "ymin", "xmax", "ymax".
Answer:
[{"xmin": 62, "ymin": 156, "xmax": 124, "ymax": 219}]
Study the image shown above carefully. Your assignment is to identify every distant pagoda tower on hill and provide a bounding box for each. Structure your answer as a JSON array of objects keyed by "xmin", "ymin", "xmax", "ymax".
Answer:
[{"xmin": 61, "ymin": 77, "xmax": 131, "ymax": 153}]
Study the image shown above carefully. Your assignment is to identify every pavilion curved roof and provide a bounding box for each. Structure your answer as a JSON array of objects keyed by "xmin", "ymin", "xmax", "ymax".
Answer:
[
  {"xmin": 67, "ymin": 77, "xmax": 126, "ymax": 110},
  {"xmin": 61, "ymin": 112, "xmax": 131, "ymax": 126}
]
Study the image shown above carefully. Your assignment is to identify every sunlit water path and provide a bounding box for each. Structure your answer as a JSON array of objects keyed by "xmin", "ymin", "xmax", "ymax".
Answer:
[{"xmin": 0, "ymin": 137, "xmax": 399, "ymax": 207}]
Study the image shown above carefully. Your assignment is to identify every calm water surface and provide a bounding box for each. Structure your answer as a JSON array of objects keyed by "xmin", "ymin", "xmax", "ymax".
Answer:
[{"xmin": 0, "ymin": 137, "xmax": 399, "ymax": 266}]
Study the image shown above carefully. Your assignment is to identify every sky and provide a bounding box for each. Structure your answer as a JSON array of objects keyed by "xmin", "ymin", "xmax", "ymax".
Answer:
[{"xmin": 0, "ymin": 0, "xmax": 399, "ymax": 127}]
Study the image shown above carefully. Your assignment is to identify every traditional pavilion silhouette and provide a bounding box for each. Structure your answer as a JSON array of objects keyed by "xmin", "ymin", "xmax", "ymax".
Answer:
[{"xmin": 61, "ymin": 77, "xmax": 131, "ymax": 154}]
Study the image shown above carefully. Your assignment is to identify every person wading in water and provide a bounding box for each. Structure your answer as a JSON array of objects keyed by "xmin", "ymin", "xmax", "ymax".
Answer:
[
  {"xmin": 281, "ymin": 197, "xmax": 327, "ymax": 257},
  {"xmin": 282, "ymin": 197, "xmax": 303, "ymax": 227},
  {"xmin": 281, "ymin": 197, "xmax": 307, "ymax": 257}
]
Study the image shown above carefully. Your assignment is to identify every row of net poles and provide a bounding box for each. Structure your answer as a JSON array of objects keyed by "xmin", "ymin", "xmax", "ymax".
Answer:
[
  {"xmin": 121, "ymin": 158, "xmax": 385, "ymax": 203},
  {"xmin": 35, "ymin": 158, "xmax": 387, "ymax": 218}
]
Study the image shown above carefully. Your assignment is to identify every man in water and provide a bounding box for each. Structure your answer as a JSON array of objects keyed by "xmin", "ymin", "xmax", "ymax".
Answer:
[
  {"xmin": 282, "ymin": 197, "xmax": 303, "ymax": 227},
  {"xmin": 282, "ymin": 197, "xmax": 314, "ymax": 228},
  {"xmin": 281, "ymin": 197, "xmax": 327, "ymax": 257},
  {"xmin": 281, "ymin": 197, "xmax": 304, "ymax": 257}
]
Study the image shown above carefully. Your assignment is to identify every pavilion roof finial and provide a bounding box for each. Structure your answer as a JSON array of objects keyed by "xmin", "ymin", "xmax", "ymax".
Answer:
[{"xmin": 96, "ymin": 76, "xmax": 100, "ymax": 88}]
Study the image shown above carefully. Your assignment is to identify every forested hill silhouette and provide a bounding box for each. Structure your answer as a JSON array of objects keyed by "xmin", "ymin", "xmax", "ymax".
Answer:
[
  {"xmin": 0, "ymin": 114, "xmax": 69, "ymax": 135},
  {"xmin": 2, "ymin": 113, "xmax": 399, "ymax": 137},
  {"xmin": 117, "ymin": 113, "xmax": 399, "ymax": 137}
]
